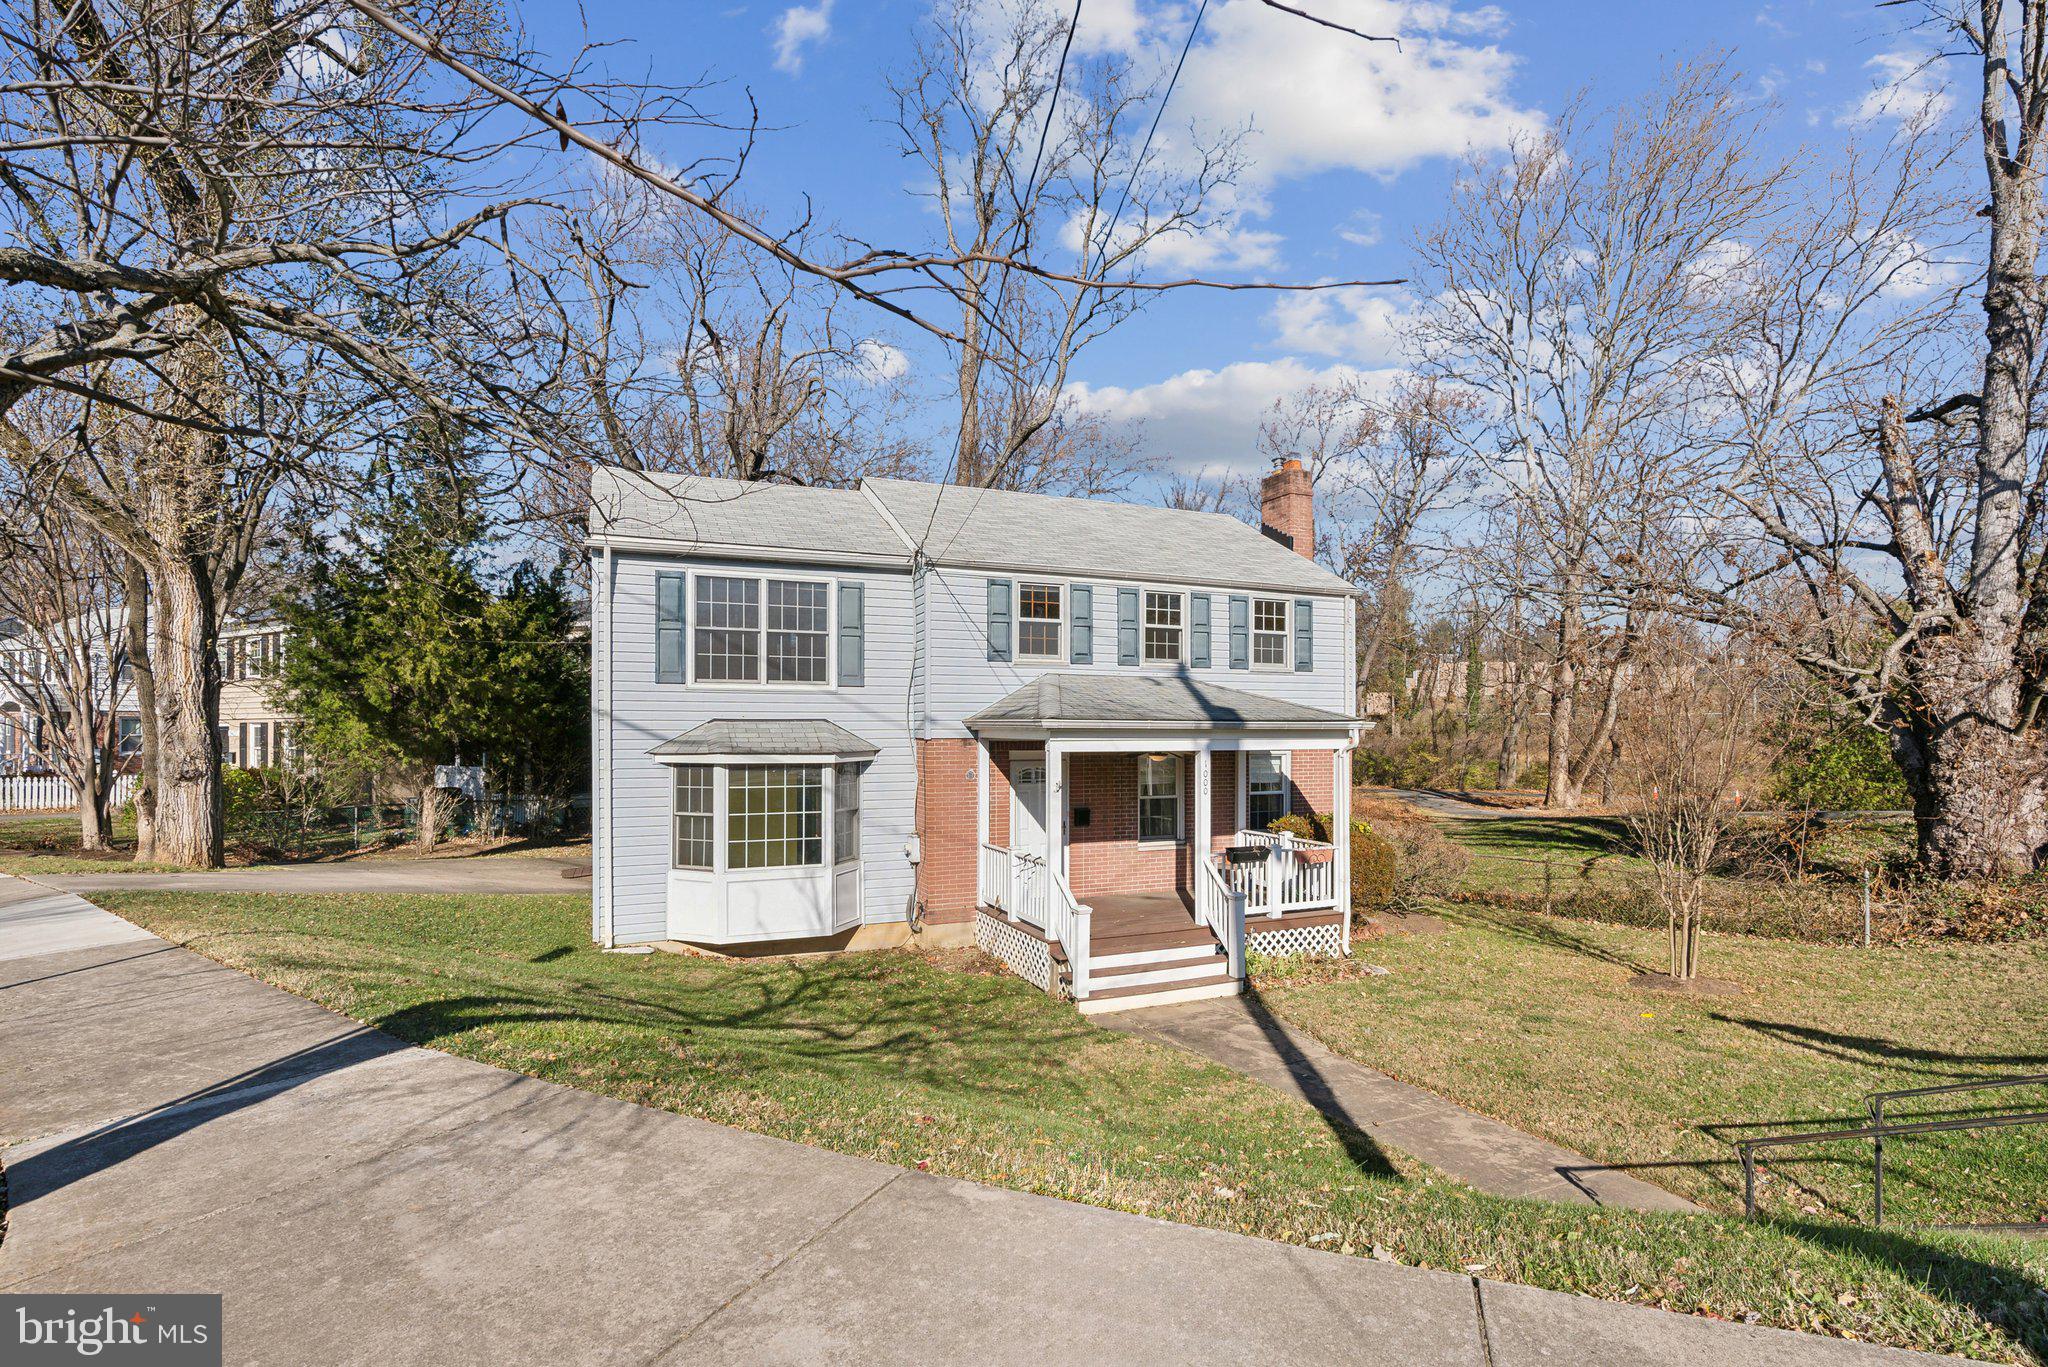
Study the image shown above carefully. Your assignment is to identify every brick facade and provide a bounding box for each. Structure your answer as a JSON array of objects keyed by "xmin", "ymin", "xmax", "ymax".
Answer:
[{"xmin": 920, "ymin": 743, "xmax": 1338, "ymax": 918}]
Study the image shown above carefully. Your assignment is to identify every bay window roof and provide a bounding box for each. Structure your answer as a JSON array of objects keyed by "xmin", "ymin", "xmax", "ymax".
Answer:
[{"xmin": 648, "ymin": 718, "xmax": 879, "ymax": 760}]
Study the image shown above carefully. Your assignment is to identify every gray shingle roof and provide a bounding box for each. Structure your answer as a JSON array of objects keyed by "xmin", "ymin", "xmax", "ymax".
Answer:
[
  {"xmin": 965, "ymin": 673, "xmax": 1358, "ymax": 731},
  {"xmin": 648, "ymin": 719, "xmax": 880, "ymax": 758},
  {"xmin": 589, "ymin": 467, "xmax": 909, "ymax": 564},
  {"xmin": 862, "ymin": 478, "xmax": 1354, "ymax": 596}
]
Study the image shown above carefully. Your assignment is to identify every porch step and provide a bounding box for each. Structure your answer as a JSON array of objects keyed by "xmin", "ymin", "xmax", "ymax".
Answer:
[
  {"xmin": 1087, "ymin": 924, "xmax": 1218, "ymax": 956},
  {"xmin": 1077, "ymin": 974, "xmax": 1243, "ymax": 1014},
  {"xmin": 1090, "ymin": 941, "xmax": 1222, "ymax": 971},
  {"xmin": 1086, "ymin": 951, "xmax": 1230, "ymax": 990}
]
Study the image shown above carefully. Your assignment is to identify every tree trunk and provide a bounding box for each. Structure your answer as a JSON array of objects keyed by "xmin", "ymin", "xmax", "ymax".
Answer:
[
  {"xmin": 1909, "ymin": 712, "xmax": 2048, "ymax": 880},
  {"xmin": 123, "ymin": 556, "xmax": 159, "ymax": 862},
  {"xmin": 148, "ymin": 557, "xmax": 224, "ymax": 868},
  {"xmin": 76, "ymin": 783, "xmax": 109, "ymax": 852},
  {"xmin": 418, "ymin": 782, "xmax": 443, "ymax": 852},
  {"xmin": 1544, "ymin": 607, "xmax": 1581, "ymax": 808}
]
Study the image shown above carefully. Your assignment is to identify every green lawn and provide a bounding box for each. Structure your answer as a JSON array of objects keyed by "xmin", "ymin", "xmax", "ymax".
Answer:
[
  {"xmin": 0, "ymin": 815, "xmax": 185, "ymax": 875},
  {"xmin": 95, "ymin": 889, "xmax": 2048, "ymax": 1364},
  {"xmin": 1262, "ymin": 903, "xmax": 2048, "ymax": 1231}
]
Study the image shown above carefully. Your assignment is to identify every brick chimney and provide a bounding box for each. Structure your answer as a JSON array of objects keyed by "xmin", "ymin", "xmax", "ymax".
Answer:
[{"xmin": 1260, "ymin": 457, "xmax": 1314, "ymax": 558}]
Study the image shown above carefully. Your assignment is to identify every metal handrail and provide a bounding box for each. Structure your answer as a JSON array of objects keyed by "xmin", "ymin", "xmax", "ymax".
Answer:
[
  {"xmin": 1736, "ymin": 1098, "xmax": 2048, "ymax": 1227},
  {"xmin": 1866, "ymin": 1073, "xmax": 2048, "ymax": 1226}
]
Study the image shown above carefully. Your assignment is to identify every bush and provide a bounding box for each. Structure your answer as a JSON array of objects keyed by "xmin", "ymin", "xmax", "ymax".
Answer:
[
  {"xmin": 1382, "ymin": 821, "xmax": 1470, "ymax": 903},
  {"xmin": 1267, "ymin": 811, "xmax": 1397, "ymax": 914}
]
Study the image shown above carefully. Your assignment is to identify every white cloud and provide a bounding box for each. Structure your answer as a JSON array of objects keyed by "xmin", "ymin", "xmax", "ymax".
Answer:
[
  {"xmin": 1073, "ymin": 0, "xmax": 1147, "ymax": 54},
  {"xmin": 1840, "ymin": 46, "xmax": 1951, "ymax": 126},
  {"xmin": 772, "ymin": 1, "xmax": 834, "ymax": 76},
  {"xmin": 1157, "ymin": 0, "xmax": 1542, "ymax": 185},
  {"xmin": 1266, "ymin": 286, "xmax": 1423, "ymax": 365},
  {"xmin": 852, "ymin": 339, "xmax": 911, "ymax": 383},
  {"xmin": 1868, "ymin": 231, "xmax": 1971, "ymax": 301},
  {"xmin": 1069, "ymin": 358, "xmax": 1402, "ymax": 474},
  {"xmin": 1336, "ymin": 209, "xmax": 1384, "ymax": 248}
]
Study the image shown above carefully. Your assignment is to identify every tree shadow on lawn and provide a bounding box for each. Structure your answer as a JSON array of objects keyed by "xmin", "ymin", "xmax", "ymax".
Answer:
[
  {"xmin": 1710, "ymin": 1014, "xmax": 2048, "ymax": 1077},
  {"xmin": 1237, "ymin": 989, "xmax": 1399, "ymax": 1181},
  {"xmin": 1451, "ymin": 817, "xmax": 1635, "ymax": 862},
  {"xmin": 1439, "ymin": 902, "xmax": 1653, "ymax": 974}
]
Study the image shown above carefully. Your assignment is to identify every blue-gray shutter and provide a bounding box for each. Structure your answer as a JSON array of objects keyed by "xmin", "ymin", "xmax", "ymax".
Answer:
[
  {"xmin": 986, "ymin": 578, "xmax": 1013, "ymax": 661},
  {"xmin": 1228, "ymin": 595, "xmax": 1250, "ymax": 670},
  {"xmin": 1069, "ymin": 585, "xmax": 1093, "ymax": 664},
  {"xmin": 656, "ymin": 572, "xmax": 686, "ymax": 683},
  {"xmin": 1294, "ymin": 597, "xmax": 1314, "ymax": 672},
  {"xmin": 838, "ymin": 582, "xmax": 865, "ymax": 686},
  {"xmin": 1190, "ymin": 594, "xmax": 1212, "ymax": 668},
  {"xmin": 1116, "ymin": 587, "xmax": 1140, "ymax": 665}
]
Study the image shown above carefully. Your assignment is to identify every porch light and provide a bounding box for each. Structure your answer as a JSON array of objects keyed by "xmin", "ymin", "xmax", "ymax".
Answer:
[{"xmin": 1143, "ymin": 752, "xmax": 1170, "ymax": 763}]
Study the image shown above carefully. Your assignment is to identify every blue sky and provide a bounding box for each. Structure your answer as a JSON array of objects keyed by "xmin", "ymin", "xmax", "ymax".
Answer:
[{"xmin": 526, "ymin": 0, "xmax": 1944, "ymax": 485}]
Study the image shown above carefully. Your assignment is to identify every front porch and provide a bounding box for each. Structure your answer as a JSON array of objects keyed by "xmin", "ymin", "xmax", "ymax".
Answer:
[{"xmin": 962, "ymin": 674, "xmax": 1361, "ymax": 1013}]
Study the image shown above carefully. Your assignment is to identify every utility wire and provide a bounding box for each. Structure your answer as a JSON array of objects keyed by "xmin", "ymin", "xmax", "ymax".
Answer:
[{"xmin": 1092, "ymin": 0, "xmax": 1210, "ymax": 280}]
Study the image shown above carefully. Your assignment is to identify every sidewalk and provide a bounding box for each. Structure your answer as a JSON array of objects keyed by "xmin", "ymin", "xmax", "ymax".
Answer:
[
  {"xmin": 1108, "ymin": 994, "xmax": 1700, "ymax": 1212},
  {"xmin": 0, "ymin": 876, "xmax": 1946, "ymax": 1364}
]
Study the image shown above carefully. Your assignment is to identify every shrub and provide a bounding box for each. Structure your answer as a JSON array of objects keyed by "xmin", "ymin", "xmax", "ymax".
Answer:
[{"xmin": 1382, "ymin": 821, "xmax": 1470, "ymax": 903}]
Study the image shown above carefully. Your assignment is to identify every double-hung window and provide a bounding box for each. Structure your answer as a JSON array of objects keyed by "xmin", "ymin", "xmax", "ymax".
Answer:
[
  {"xmin": 1247, "ymin": 752, "xmax": 1288, "ymax": 830},
  {"xmin": 1017, "ymin": 583, "xmax": 1063, "ymax": 659},
  {"xmin": 1142, "ymin": 590, "xmax": 1184, "ymax": 664},
  {"xmin": 693, "ymin": 574, "xmax": 831, "ymax": 685},
  {"xmin": 1251, "ymin": 598, "xmax": 1290, "ymax": 668},
  {"xmin": 1138, "ymin": 755, "xmax": 1182, "ymax": 842},
  {"xmin": 673, "ymin": 765, "xmax": 715, "ymax": 870},
  {"xmin": 834, "ymin": 763, "xmax": 861, "ymax": 864},
  {"xmin": 727, "ymin": 765, "xmax": 825, "ymax": 869}
]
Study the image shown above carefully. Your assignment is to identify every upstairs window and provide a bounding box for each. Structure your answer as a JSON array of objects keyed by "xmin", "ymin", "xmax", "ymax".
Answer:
[
  {"xmin": 1252, "ymin": 598, "xmax": 1289, "ymax": 668},
  {"xmin": 1142, "ymin": 591, "xmax": 1184, "ymax": 664},
  {"xmin": 1138, "ymin": 755, "xmax": 1182, "ymax": 842},
  {"xmin": 694, "ymin": 576, "xmax": 761, "ymax": 682},
  {"xmin": 1017, "ymin": 583, "xmax": 1063, "ymax": 659},
  {"xmin": 692, "ymin": 574, "xmax": 832, "ymax": 685},
  {"xmin": 1247, "ymin": 752, "xmax": 1288, "ymax": 830}
]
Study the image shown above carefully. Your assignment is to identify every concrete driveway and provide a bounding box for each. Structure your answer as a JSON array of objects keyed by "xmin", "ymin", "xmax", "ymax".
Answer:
[{"xmin": 0, "ymin": 878, "xmax": 1950, "ymax": 1365}]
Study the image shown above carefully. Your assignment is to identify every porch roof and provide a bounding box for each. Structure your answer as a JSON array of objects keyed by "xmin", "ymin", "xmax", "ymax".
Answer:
[
  {"xmin": 964, "ymin": 673, "xmax": 1358, "ymax": 734},
  {"xmin": 648, "ymin": 718, "xmax": 879, "ymax": 759}
]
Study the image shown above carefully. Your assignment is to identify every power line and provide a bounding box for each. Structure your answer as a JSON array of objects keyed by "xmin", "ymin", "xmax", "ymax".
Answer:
[{"xmin": 1092, "ymin": 0, "xmax": 1210, "ymax": 281}]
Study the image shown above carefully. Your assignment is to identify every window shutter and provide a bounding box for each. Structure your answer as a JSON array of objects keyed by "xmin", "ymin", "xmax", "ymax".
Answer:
[
  {"xmin": 1190, "ymin": 594, "xmax": 1212, "ymax": 668},
  {"xmin": 986, "ymin": 578, "xmax": 1013, "ymax": 662},
  {"xmin": 1117, "ymin": 587, "xmax": 1140, "ymax": 665},
  {"xmin": 1069, "ymin": 585, "xmax": 1093, "ymax": 664},
  {"xmin": 1228, "ymin": 595, "xmax": 1250, "ymax": 670},
  {"xmin": 1294, "ymin": 597, "xmax": 1314, "ymax": 672},
  {"xmin": 656, "ymin": 572, "xmax": 686, "ymax": 683},
  {"xmin": 838, "ymin": 582, "xmax": 865, "ymax": 687}
]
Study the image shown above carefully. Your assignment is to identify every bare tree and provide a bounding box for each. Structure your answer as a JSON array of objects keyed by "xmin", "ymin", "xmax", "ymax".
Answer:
[
  {"xmin": 0, "ymin": 453, "xmax": 129, "ymax": 849},
  {"xmin": 1412, "ymin": 61, "xmax": 1786, "ymax": 808},
  {"xmin": 891, "ymin": 0, "xmax": 1246, "ymax": 497}
]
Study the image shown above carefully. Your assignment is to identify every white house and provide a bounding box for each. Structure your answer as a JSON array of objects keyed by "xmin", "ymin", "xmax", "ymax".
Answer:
[{"xmin": 588, "ymin": 459, "xmax": 1364, "ymax": 1013}]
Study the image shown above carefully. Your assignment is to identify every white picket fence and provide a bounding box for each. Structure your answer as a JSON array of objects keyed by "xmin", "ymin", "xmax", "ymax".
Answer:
[{"xmin": 0, "ymin": 773, "xmax": 139, "ymax": 813}]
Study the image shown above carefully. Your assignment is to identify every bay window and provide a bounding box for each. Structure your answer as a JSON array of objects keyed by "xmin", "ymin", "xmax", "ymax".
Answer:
[
  {"xmin": 673, "ymin": 765, "xmax": 715, "ymax": 869},
  {"xmin": 727, "ymin": 765, "xmax": 825, "ymax": 868},
  {"xmin": 834, "ymin": 763, "xmax": 861, "ymax": 864}
]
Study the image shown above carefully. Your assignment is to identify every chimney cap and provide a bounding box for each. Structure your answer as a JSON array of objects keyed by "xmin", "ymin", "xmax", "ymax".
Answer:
[{"xmin": 1271, "ymin": 457, "xmax": 1303, "ymax": 474}]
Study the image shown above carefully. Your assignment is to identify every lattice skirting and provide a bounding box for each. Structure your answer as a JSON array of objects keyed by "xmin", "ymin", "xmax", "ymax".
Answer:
[
  {"xmin": 1246, "ymin": 920, "xmax": 1343, "ymax": 959},
  {"xmin": 976, "ymin": 911, "xmax": 1056, "ymax": 995}
]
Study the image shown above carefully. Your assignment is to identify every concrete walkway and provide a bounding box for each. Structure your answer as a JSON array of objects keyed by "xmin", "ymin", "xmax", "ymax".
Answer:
[
  {"xmin": 0, "ymin": 877, "xmax": 1944, "ymax": 1364},
  {"xmin": 33, "ymin": 853, "xmax": 587, "ymax": 897},
  {"xmin": 1109, "ymin": 995, "xmax": 1700, "ymax": 1213}
]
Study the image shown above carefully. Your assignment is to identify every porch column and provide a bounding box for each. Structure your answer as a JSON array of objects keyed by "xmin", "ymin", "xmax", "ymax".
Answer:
[
  {"xmin": 975, "ymin": 735, "xmax": 992, "ymax": 913},
  {"xmin": 1193, "ymin": 743, "xmax": 1212, "ymax": 881},
  {"xmin": 1043, "ymin": 741, "xmax": 1065, "ymax": 880},
  {"xmin": 1335, "ymin": 741, "xmax": 1353, "ymax": 954}
]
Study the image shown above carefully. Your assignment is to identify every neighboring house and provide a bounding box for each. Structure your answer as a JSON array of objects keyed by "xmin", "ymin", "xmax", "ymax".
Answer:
[
  {"xmin": 0, "ymin": 616, "xmax": 295, "ymax": 776},
  {"xmin": 588, "ymin": 458, "xmax": 1364, "ymax": 1014}
]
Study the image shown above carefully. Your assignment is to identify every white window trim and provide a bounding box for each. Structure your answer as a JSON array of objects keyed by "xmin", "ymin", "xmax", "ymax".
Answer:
[
  {"xmin": 1014, "ymin": 581, "xmax": 1066, "ymax": 661},
  {"xmin": 683, "ymin": 569, "xmax": 839, "ymax": 691},
  {"xmin": 1242, "ymin": 750, "xmax": 1290, "ymax": 831},
  {"xmin": 664, "ymin": 757, "xmax": 842, "ymax": 874},
  {"xmin": 1140, "ymin": 588, "xmax": 1188, "ymax": 668},
  {"xmin": 1250, "ymin": 597, "xmax": 1292, "ymax": 672},
  {"xmin": 1136, "ymin": 753, "xmax": 1184, "ymax": 846}
]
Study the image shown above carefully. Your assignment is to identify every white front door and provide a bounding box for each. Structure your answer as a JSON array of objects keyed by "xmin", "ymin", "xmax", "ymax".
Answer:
[{"xmin": 1010, "ymin": 754, "xmax": 1048, "ymax": 855}]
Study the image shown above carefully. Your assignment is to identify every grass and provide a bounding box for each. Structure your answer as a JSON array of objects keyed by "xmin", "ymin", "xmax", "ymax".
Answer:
[
  {"xmin": 0, "ymin": 811, "xmax": 585, "ymax": 876},
  {"xmin": 96, "ymin": 888, "xmax": 2048, "ymax": 1364},
  {"xmin": 1261, "ymin": 903, "xmax": 2048, "ymax": 1230}
]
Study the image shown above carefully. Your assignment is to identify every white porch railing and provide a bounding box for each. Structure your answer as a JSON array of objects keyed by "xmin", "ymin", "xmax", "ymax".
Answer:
[
  {"xmin": 978, "ymin": 841, "xmax": 1011, "ymax": 912},
  {"xmin": 1009, "ymin": 849, "xmax": 1050, "ymax": 932},
  {"xmin": 1048, "ymin": 866, "xmax": 1094, "ymax": 1000},
  {"xmin": 1196, "ymin": 855, "xmax": 1247, "ymax": 981},
  {"xmin": 1219, "ymin": 829, "xmax": 1338, "ymax": 917}
]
